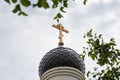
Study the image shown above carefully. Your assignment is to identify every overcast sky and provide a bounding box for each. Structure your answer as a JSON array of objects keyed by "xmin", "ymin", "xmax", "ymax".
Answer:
[{"xmin": 0, "ymin": 0, "xmax": 120, "ymax": 80}]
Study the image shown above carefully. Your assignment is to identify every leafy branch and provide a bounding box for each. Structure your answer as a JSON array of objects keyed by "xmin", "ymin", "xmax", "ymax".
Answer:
[
  {"xmin": 81, "ymin": 29, "xmax": 120, "ymax": 80},
  {"xmin": 4, "ymin": 0, "xmax": 88, "ymax": 22}
]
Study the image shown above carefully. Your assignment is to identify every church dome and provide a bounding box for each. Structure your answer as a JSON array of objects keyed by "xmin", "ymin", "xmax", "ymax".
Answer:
[{"xmin": 39, "ymin": 47, "xmax": 85, "ymax": 77}]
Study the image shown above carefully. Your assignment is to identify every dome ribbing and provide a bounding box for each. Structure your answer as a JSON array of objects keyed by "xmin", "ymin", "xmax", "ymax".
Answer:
[{"xmin": 39, "ymin": 47, "xmax": 85, "ymax": 77}]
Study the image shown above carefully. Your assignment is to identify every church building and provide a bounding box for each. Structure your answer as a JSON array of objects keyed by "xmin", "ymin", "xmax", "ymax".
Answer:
[{"xmin": 38, "ymin": 24, "xmax": 85, "ymax": 80}]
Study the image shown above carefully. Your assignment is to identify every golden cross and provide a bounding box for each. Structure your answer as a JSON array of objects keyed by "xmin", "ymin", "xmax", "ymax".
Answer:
[{"xmin": 52, "ymin": 24, "xmax": 69, "ymax": 46}]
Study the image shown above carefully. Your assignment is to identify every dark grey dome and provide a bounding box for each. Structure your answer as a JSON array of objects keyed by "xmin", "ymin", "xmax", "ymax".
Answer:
[{"xmin": 39, "ymin": 47, "xmax": 85, "ymax": 77}]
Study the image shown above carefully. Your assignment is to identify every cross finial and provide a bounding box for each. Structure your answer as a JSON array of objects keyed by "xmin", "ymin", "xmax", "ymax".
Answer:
[{"xmin": 52, "ymin": 24, "xmax": 69, "ymax": 46}]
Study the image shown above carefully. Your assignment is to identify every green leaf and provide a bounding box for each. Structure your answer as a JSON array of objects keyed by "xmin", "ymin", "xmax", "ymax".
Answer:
[
  {"xmin": 57, "ymin": 19, "xmax": 60, "ymax": 23},
  {"xmin": 89, "ymin": 29, "xmax": 93, "ymax": 34},
  {"xmin": 5, "ymin": 0, "xmax": 10, "ymax": 4},
  {"xmin": 11, "ymin": 0, "xmax": 17, "ymax": 3},
  {"xmin": 20, "ymin": 0, "xmax": 31, "ymax": 7},
  {"xmin": 18, "ymin": 11, "xmax": 28, "ymax": 16},
  {"xmin": 33, "ymin": 4, "xmax": 37, "ymax": 7},
  {"xmin": 83, "ymin": 34, "xmax": 86, "ymax": 38},
  {"xmin": 54, "ymin": 13, "xmax": 63, "ymax": 19},
  {"xmin": 93, "ymin": 74, "xmax": 97, "ymax": 78},
  {"xmin": 99, "ymin": 34, "xmax": 102, "ymax": 38},
  {"xmin": 60, "ymin": 7, "xmax": 66, "ymax": 13},
  {"xmin": 42, "ymin": 0, "xmax": 49, "ymax": 9},
  {"xmin": 37, "ymin": 0, "xmax": 49, "ymax": 9},
  {"xmin": 110, "ymin": 38, "xmax": 115, "ymax": 41},
  {"xmin": 37, "ymin": 0, "xmax": 42, "ymax": 7},
  {"xmin": 87, "ymin": 71, "xmax": 90, "ymax": 77},
  {"xmin": 54, "ymin": 13, "xmax": 63, "ymax": 23},
  {"xmin": 63, "ymin": 0, "xmax": 68, "ymax": 7},
  {"xmin": 83, "ymin": 0, "xmax": 87, "ymax": 5},
  {"xmin": 59, "ymin": 0, "xmax": 62, "ymax": 3},
  {"xmin": 51, "ymin": 0, "xmax": 62, "ymax": 8},
  {"xmin": 52, "ymin": 0, "xmax": 60, "ymax": 8},
  {"xmin": 109, "ymin": 42, "xmax": 116, "ymax": 46},
  {"xmin": 80, "ymin": 54, "xmax": 85, "ymax": 60},
  {"xmin": 101, "ymin": 70, "xmax": 105, "ymax": 73},
  {"xmin": 91, "ymin": 53, "xmax": 96, "ymax": 60},
  {"xmin": 87, "ymin": 29, "xmax": 93, "ymax": 37},
  {"xmin": 12, "ymin": 4, "xmax": 21, "ymax": 13}
]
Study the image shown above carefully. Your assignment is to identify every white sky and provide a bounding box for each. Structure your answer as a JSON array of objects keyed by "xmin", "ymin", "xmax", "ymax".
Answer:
[{"xmin": 0, "ymin": 0, "xmax": 120, "ymax": 80}]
